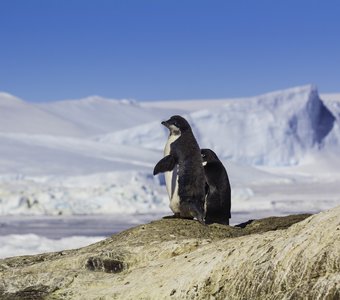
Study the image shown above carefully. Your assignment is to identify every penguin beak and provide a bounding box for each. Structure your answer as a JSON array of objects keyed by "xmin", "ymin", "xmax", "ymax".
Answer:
[{"xmin": 161, "ymin": 120, "xmax": 170, "ymax": 128}]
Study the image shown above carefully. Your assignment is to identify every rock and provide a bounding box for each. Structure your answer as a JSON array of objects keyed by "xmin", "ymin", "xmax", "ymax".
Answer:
[{"xmin": 0, "ymin": 207, "xmax": 339, "ymax": 299}]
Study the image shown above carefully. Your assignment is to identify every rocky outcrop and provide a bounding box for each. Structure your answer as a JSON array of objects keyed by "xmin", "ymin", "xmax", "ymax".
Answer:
[{"xmin": 0, "ymin": 207, "xmax": 339, "ymax": 299}]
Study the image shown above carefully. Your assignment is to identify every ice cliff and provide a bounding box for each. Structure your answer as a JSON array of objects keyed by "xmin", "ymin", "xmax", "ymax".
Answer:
[{"xmin": 101, "ymin": 85, "xmax": 338, "ymax": 166}]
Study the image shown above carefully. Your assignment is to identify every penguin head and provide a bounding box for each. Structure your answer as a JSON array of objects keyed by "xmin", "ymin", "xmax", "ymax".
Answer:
[
  {"xmin": 161, "ymin": 115, "xmax": 191, "ymax": 134},
  {"xmin": 201, "ymin": 148, "xmax": 220, "ymax": 164}
]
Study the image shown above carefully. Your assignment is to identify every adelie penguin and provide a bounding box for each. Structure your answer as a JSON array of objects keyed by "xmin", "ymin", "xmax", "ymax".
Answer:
[
  {"xmin": 153, "ymin": 115, "xmax": 206, "ymax": 224},
  {"xmin": 201, "ymin": 148, "xmax": 231, "ymax": 225}
]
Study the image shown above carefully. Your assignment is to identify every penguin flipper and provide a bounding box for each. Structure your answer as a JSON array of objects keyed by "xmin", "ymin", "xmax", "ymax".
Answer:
[{"xmin": 153, "ymin": 155, "xmax": 176, "ymax": 175}]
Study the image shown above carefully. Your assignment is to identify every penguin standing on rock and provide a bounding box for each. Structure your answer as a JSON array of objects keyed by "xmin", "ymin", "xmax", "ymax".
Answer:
[
  {"xmin": 153, "ymin": 115, "xmax": 206, "ymax": 224},
  {"xmin": 201, "ymin": 148, "xmax": 231, "ymax": 225}
]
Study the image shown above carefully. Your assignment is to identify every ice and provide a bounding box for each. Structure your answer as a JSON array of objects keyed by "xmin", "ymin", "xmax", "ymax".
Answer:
[
  {"xmin": 0, "ymin": 85, "xmax": 340, "ymax": 258},
  {"xmin": 0, "ymin": 85, "xmax": 339, "ymax": 217},
  {"xmin": 0, "ymin": 234, "xmax": 106, "ymax": 258},
  {"xmin": 101, "ymin": 85, "xmax": 339, "ymax": 166},
  {"xmin": 36, "ymin": 95, "xmax": 187, "ymax": 136},
  {"xmin": 0, "ymin": 172, "xmax": 169, "ymax": 215}
]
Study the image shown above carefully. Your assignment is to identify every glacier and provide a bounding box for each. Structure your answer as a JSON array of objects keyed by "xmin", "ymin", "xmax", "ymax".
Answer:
[
  {"xmin": 100, "ymin": 85, "xmax": 338, "ymax": 166},
  {"xmin": 1, "ymin": 84, "xmax": 340, "ymax": 258},
  {"xmin": 0, "ymin": 84, "xmax": 339, "ymax": 218}
]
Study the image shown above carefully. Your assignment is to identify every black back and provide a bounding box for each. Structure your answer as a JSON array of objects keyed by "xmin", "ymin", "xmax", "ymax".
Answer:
[{"xmin": 201, "ymin": 148, "xmax": 231, "ymax": 224}]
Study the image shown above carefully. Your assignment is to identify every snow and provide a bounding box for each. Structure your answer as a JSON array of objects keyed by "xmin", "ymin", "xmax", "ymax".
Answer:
[
  {"xmin": 100, "ymin": 85, "xmax": 339, "ymax": 166},
  {"xmin": 0, "ymin": 85, "xmax": 340, "ymax": 258},
  {"xmin": 0, "ymin": 172, "xmax": 168, "ymax": 215},
  {"xmin": 141, "ymin": 98, "xmax": 239, "ymax": 111},
  {"xmin": 321, "ymin": 93, "xmax": 340, "ymax": 103},
  {"xmin": 0, "ymin": 234, "xmax": 105, "ymax": 258},
  {"xmin": 0, "ymin": 93, "xmax": 85, "ymax": 136},
  {"xmin": 37, "ymin": 96, "xmax": 187, "ymax": 136},
  {"xmin": 0, "ymin": 133, "xmax": 158, "ymax": 175}
]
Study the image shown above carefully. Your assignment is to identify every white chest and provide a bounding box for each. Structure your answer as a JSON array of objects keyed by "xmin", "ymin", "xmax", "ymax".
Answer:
[
  {"xmin": 164, "ymin": 134, "xmax": 180, "ymax": 156},
  {"xmin": 163, "ymin": 134, "xmax": 180, "ymax": 213}
]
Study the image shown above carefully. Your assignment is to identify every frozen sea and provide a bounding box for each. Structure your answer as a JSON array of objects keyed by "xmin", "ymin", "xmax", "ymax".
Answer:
[{"xmin": 0, "ymin": 213, "xmax": 162, "ymax": 258}]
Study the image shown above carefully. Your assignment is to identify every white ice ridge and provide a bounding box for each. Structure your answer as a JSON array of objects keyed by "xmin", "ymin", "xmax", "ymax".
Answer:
[
  {"xmin": 99, "ymin": 85, "xmax": 340, "ymax": 166},
  {"xmin": 0, "ymin": 85, "xmax": 339, "ymax": 216}
]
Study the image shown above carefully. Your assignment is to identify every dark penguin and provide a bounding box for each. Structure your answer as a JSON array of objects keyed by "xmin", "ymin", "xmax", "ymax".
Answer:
[
  {"xmin": 153, "ymin": 115, "xmax": 206, "ymax": 224},
  {"xmin": 201, "ymin": 148, "xmax": 231, "ymax": 225}
]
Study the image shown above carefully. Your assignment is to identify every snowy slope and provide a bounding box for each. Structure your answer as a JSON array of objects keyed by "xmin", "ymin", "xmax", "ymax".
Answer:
[
  {"xmin": 101, "ymin": 85, "xmax": 338, "ymax": 166},
  {"xmin": 0, "ymin": 92, "xmax": 85, "ymax": 136},
  {"xmin": 0, "ymin": 132, "xmax": 159, "ymax": 176},
  {"xmin": 192, "ymin": 85, "xmax": 337, "ymax": 165},
  {"xmin": 37, "ymin": 96, "xmax": 187, "ymax": 136},
  {"xmin": 0, "ymin": 85, "xmax": 339, "ymax": 217},
  {"xmin": 0, "ymin": 93, "xmax": 186, "ymax": 137},
  {"xmin": 144, "ymin": 93, "xmax": 340, "ymax": 113},
  {"xmin": 1, "ymin": 86, "xmax": 340, "ymax": 259},
  {"xmin": 321, "ymin": 93, "xmax": 340, "ymax": 103},
  {"xmin": 141, "ymin": 98, "xmax": 238, "ymax": 112}
]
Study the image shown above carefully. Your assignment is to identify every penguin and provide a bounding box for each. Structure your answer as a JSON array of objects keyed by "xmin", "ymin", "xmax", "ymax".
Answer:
[
  {"xmin": 153, "ymin": 115, "xmax": 205, "ymax": 224},
  {"xmin": 201, "ymin": 148, "xmax": 231, "ymax": 225},
  {"xmin": 162, "ymin": 117, "xmax": 181, "ymax": 218}
]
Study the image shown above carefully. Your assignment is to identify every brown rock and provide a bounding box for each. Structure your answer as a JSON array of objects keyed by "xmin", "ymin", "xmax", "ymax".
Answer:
[{"xmin": 0, "ymin": 208, "xmax": 339, "ymax": 299}]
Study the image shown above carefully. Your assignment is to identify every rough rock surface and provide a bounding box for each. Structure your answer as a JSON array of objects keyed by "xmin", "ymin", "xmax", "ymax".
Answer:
[{"xmin": 0, "ymin": 207, "xmax": 339, "ymax": 300}]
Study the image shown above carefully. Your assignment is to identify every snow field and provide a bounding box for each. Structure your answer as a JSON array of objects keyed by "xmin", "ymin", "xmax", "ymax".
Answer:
[{"xmin": 0, "ymin": 85, "xmax": 340, "ymax": 258}]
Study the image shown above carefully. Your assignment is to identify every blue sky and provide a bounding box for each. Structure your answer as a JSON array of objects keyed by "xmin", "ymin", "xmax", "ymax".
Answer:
[{"xmin": 0, "ymin": 0, "xmax": 339, "ymax": 102}]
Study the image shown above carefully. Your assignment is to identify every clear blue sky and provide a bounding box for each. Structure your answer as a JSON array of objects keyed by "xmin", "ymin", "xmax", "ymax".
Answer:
[{"xmin": 0, "ymin": 0, "xmax": 339, "ymax": 102}]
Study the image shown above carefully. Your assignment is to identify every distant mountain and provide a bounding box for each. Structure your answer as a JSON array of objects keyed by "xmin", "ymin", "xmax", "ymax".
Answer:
[
  {"xmin": 1, "ymin": 85, "xmax": 339, "ymax": 167},
  {"xmin": 37, "ymin": 96, "xmax": 185, "ymax": 136},
  {"xmin": 191, "ymin": 84, "xmax": 337, "ymax": 165},
  {"xmin": 0, "ymin": 93, "xmax": 185, "ymax": 137},
  {"xmin": 0, "ymin": 133, "xmax": 159, "ymax": 176},
  {"xmin": 0, "ymin": 92, "xmax": 85, "ymax": 136},
  {"xmin": 99, "ymin": 85, "xmax": 339, "ymax": 166}
]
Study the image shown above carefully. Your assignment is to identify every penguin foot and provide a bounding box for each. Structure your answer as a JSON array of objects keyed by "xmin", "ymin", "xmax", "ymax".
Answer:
[
  {"xmin": 196, "ymin": 216, "xmax": 206, "ymax": 225},
  {"xmin": 205, "ymin": 218, "xmax": 229, "ymax": 226},
  {"xmin": 162, "ymin": 213, "xmax": 181, "ymax": 219}
]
